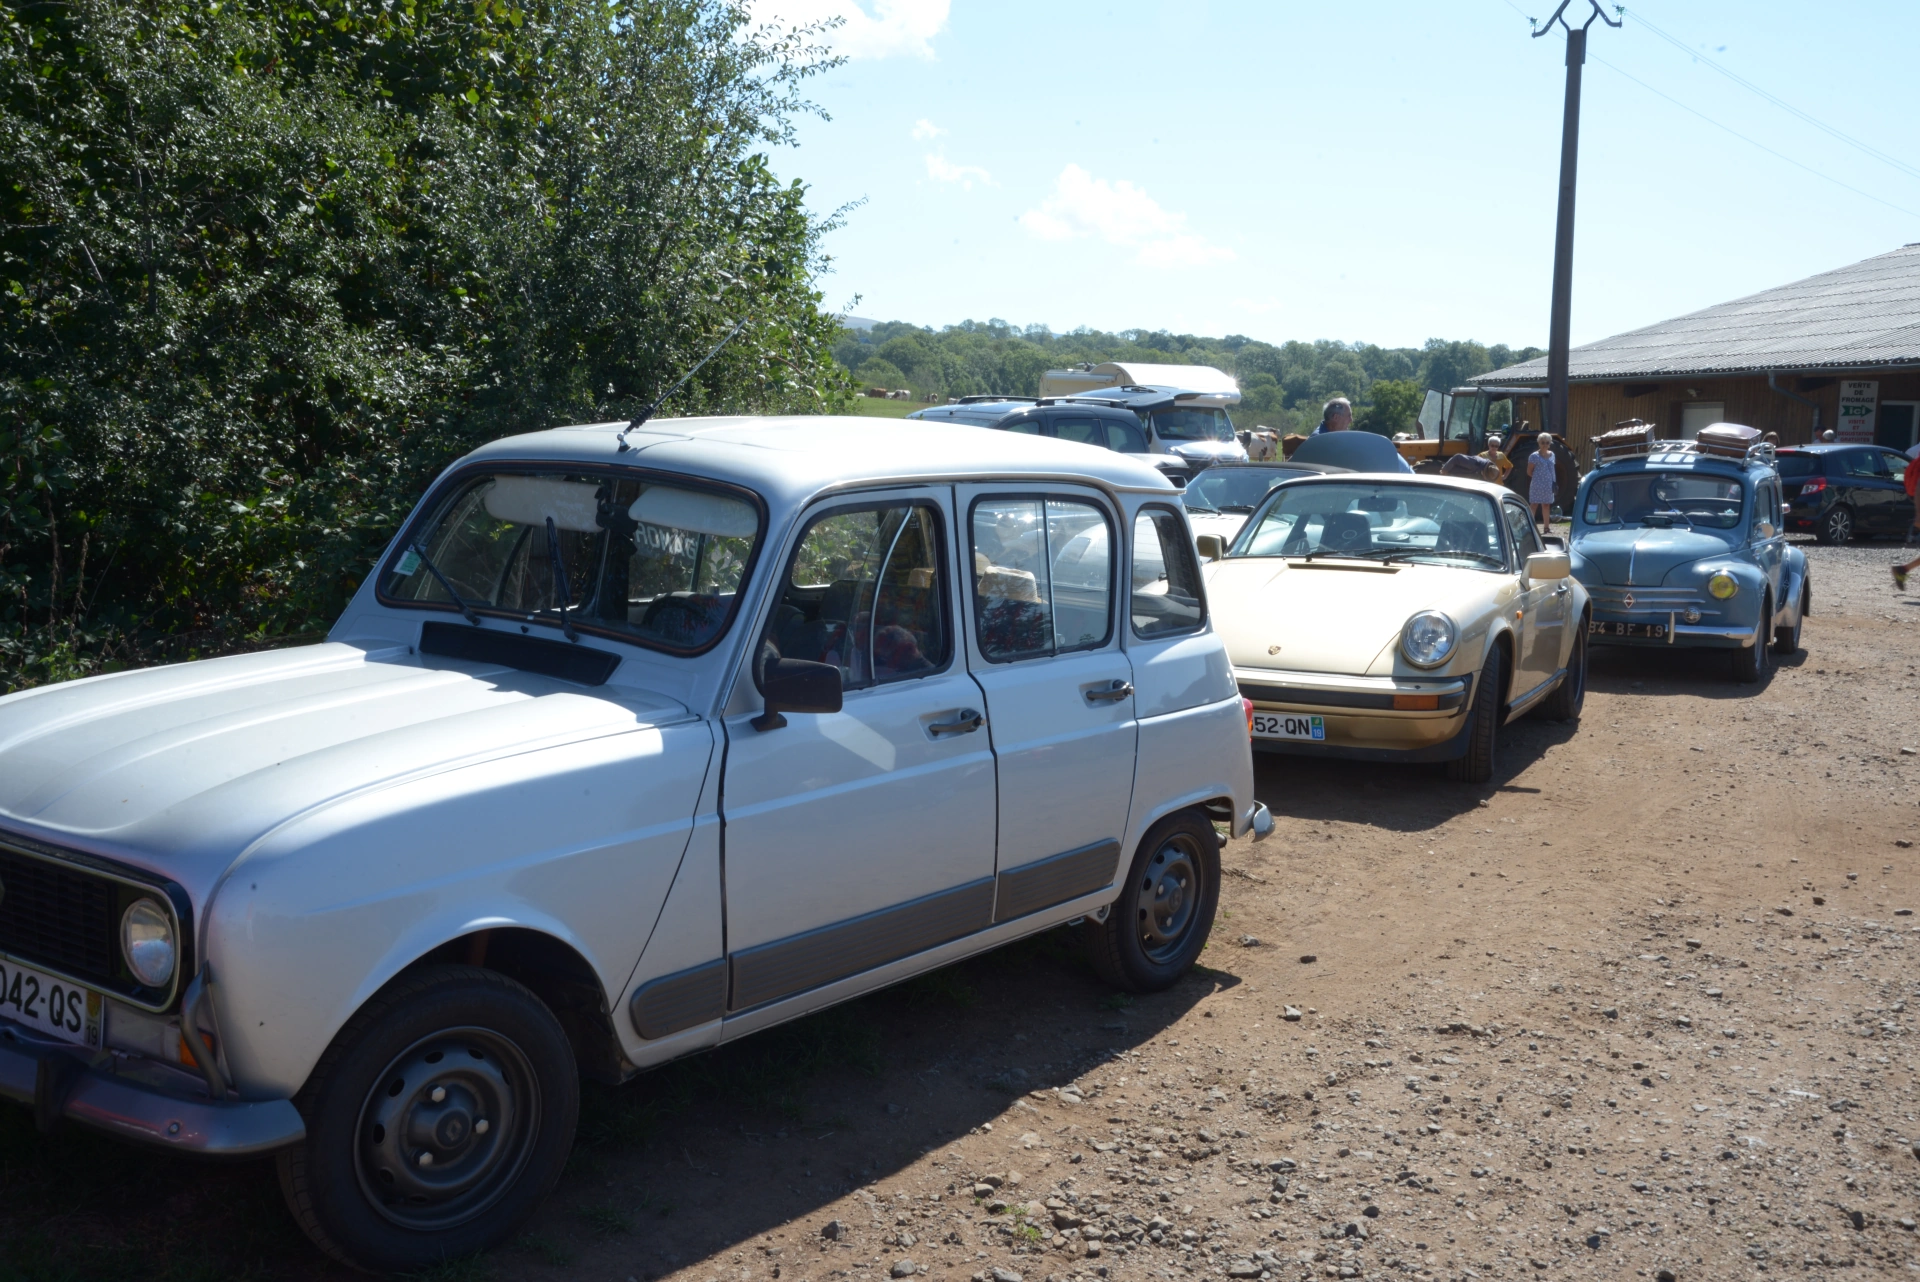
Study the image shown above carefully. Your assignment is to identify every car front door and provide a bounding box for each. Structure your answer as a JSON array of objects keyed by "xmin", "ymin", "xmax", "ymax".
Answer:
[
  {"xmin": 1502, "ymin": 500, "xmax": 1566, "ymax": 698},
  {"xmin": 1865, "ymin": 450, "xmax": 1910, "ymax": 533},
  {"xmin": 959, "ymin": 485, "xmax": 1139, "ymax": 923},
  {"xmin": 1749, "ymin": 475, "xmax": 1785, "ymax": 614},
  {"xmin": 720, "ymin": 492, "xmax": 998, "ymax": 1014}
]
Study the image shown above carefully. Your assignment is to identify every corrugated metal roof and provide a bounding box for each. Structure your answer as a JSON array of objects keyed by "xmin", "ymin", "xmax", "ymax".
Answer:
[{"xmin": 1475, "ymin": 243, "xmax": 1920, "ymax": 384}]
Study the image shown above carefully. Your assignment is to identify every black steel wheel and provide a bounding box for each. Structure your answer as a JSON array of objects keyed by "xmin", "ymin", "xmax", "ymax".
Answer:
[
  {"xmin": 1084, "ymin": 809, "xmax": 1220, "ymax": 993},
  {"xmin": 1732, "ymin": 599, "xmax": 1772, "ymax": 684},
  {"xmin": 278, "ymin": 965, "xmax": 579, "ymax": 1273},
  {"xmin": 1816, "ymin": 505, "xmax": 1853, "ymax": 546}
]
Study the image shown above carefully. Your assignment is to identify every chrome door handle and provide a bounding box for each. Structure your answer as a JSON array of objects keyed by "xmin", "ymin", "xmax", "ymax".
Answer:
[
  {"xmin": 927, "ymin": 708, "xmax": 984, "ymax": 737},
  {"xmin": 1554, "ymin": 583, "xmax": 1570, "ymax": 595},
  {"xmin": 1083, "ymin": 679, "xmax": 1134, "ymax": 704}
]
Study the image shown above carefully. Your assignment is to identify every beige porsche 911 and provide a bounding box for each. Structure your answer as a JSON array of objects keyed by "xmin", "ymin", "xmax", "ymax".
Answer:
[{"xmin": 1195, "ymin": 474, "xmax": 1590, "ymax": 782}]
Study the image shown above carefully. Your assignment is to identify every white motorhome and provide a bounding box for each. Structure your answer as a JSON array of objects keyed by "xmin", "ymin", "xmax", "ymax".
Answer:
[{"xmin": 1040, "ymin": 361, "xmax": 1241, "ymax": 403}]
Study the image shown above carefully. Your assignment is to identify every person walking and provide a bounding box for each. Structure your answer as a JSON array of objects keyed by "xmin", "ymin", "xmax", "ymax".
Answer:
[{"xmin": 1527, "ymin": 432, "xmax": 1558, "ymax": 533}]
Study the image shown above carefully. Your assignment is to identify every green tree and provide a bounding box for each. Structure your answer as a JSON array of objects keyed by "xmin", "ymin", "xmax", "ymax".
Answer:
[{"xmin": 1357, "ymin": 379, "xmax": 1424, "ymax": 437}]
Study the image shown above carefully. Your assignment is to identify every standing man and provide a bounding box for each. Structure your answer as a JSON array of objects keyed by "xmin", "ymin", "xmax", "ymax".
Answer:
[{"xmin": 1312, "ymin": 397, "xmax": 1352, "ymax": 435}]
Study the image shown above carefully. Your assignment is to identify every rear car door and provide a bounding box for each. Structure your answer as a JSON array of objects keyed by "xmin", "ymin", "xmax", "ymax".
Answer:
[
  {"xmin": 959, "ymin": 485, "xmax": 1138, "ymax": 923},
  {"xmin": 720, "ymin": 492, "xmax": 998, "ymax": 1013},
  {"xmin": 1749, "ymin": 475, "xmax": 1785, "ymax": 609},
  {"xmin": 1865, "ymin": 450, "xmax": 1910, "ymax": 533}
]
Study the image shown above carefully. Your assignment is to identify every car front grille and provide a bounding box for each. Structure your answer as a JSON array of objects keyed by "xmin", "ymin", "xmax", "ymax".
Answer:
[
  {"xmin": 1586, "ymin": 586, "xmax": 1717, "ymax": 616},
  {"xmin": 0, "ymin": 845, "xmax": 120, "ymax": 989}
]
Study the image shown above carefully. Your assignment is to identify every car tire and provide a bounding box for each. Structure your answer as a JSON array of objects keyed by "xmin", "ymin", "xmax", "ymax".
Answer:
[
  {"xmin": 1772, "ymin": 581, "xmax": 1807, "ymax": 655},
  {"xmin": 276, "ymin": 964, "xmax": 580, "ymax": 1273},
  {"xmin": 1732, "ymin": 599, "xmax": 1772, "ymax": 684},
  {"xmin": 1445, "ymin": 645, "xmax": 1504, "ymax": 784},
  {"xmin": 1815, "ymin": 505, "xmax": 1853, "ymax": 545},
  {"xmin": 1084, "ymin": 809, "xmax": 1220, "ymax": 994},
  {"xmin": 1540, "ymin": 620, "xmax": 1587, "ymax": 723}
]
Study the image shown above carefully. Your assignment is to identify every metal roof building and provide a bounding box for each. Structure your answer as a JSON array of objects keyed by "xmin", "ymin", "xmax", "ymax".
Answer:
[{"xmin": 1474, "ymin": 244, "xmax": 1920, "ymax": 457}]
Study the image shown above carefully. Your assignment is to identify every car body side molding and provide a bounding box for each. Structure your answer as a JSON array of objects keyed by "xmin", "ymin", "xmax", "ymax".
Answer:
[
  {"xmin": 628, "ymin": 958, "xmax": 727, "ymax": 1040},
  {"xmin": 994, "ymin": 839, "xmax": 1121, "ymax": 923}
]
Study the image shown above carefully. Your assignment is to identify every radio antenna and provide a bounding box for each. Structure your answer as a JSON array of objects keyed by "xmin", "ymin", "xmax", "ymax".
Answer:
[{"xmin": 617, "ymin": 317, "xmax": 750, "ymax": 452}]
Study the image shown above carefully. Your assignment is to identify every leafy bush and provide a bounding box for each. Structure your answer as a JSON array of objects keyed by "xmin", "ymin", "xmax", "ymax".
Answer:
[{"xmin": 0, "ymin": 0, "xmax": 853, "ymax": 693}]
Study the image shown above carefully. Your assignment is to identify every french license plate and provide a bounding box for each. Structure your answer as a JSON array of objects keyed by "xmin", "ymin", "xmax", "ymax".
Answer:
[
  {"xmin": 1252, "ymin": 711, "xmax": 1325, "ymax": 741},
  {"xmin": 0, "ymin": 956, "xmax": 104, "ymax": 1048},
  {"xmin": 1591, "ymin": 620, "xmax": 1666, "ymax": 638}
]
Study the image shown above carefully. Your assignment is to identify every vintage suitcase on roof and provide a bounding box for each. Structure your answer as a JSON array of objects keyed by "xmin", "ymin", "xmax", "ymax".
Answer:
[
  {"xmin": 1593, "ymin": 420, "xmax": 1657, "ymax": 463},
  {"xmin": 1695, "ymin": 423, "xmax": 1761, "ymax": 459}
]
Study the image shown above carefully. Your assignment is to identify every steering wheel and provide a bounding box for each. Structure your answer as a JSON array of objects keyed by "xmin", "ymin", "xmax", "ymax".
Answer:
[{"xmin": 641, "ymin": 595, "xmax": 706, "ymax": 633}]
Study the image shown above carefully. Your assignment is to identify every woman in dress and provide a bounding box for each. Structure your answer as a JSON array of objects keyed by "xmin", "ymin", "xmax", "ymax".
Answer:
[{"xmin": 1527, "ymin": 433, "xmax": 1558, "ymax": 532}]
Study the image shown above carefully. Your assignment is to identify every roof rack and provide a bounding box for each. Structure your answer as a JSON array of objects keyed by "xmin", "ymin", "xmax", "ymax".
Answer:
[
  {"xmin": 1594, "ymin": 420, "xmax": 1778, "ymax": 469},
  {"xmin": 953, "ymin": 394, "xmax": 1037, "ymax": 406}
]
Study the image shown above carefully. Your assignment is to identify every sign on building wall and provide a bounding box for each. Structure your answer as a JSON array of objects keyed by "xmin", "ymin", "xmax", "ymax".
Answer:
[{"xmin": 1837, "ymin": 380, "xmax": 1878, "ymax": 443}]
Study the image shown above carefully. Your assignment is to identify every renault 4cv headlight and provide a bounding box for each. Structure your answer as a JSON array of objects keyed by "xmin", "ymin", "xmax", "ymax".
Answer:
[{"xmin": 1707, "ymin": 572, "xmax": 1739, "ymax": 600}]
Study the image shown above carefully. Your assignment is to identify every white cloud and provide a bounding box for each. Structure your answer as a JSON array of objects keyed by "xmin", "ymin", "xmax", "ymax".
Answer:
[
  {"xmin": 925, "ymin": 153, "xmax": 993, "ymax": 189},
  {"xmin": 1019, "ymin": 164, "xmax": 1234, "ymax": 268},
  {"xmin": 749, "ymin": 0, "xmax": 949, "ymax": 60},
  {"xmin": 911, "ymin": 118, "xmax": 946, "ymax": 141}
]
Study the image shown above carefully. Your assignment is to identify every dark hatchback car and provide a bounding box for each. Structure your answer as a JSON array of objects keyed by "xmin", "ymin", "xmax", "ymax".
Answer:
[
  {"xmin": 908, "ymin": 397, "xmax": 1183, "ymax": 478},
  {"xmin": 1777, "ymin": 444, "xmax": 1913, "ymax": 544}
]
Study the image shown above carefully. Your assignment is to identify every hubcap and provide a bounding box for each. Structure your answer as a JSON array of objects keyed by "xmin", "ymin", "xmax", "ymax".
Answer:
[
  {"xmin": 1829, "ymin": 510, "xmax": 1851, "ymax": 540},
  {"xmin": 354, "ymin": 1028, "xmax": 538, "ymax": 1230},
  {"xmin": 1137, "ymin": 835, "xmax": 1204, "ymax": 964}
]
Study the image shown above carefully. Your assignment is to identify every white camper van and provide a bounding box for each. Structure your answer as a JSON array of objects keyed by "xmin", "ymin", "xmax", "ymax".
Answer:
[{"xmin": 1041, "ymin": 365, "xmax": 1248, "ymax": 469}]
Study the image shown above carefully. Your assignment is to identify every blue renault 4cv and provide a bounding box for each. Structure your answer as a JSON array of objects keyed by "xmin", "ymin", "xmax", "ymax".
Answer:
[{"xmin": 1570, "ymin": 422, "xmax": 1810, "ymax": 683}]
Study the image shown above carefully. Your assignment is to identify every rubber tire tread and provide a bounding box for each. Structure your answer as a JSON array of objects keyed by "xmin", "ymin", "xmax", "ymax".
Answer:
[
  {"xmin": 1445, "ymin": 646, "xmax": 1503, "ymax": 783},
  {"xmin": 1539, "ymin": 620, "xmax": 1586, "ymax": 723},
  {"xmin": 1732, "ymin": 598, "xmax": 1772, "ymax": 684},
  {"xmin": 276, "ymin": 964, "xmax": 579, "ymax": 1274},
  {"xmin": 1083, "ymin": 809, "xmax": 1221, "ymax": 994}
]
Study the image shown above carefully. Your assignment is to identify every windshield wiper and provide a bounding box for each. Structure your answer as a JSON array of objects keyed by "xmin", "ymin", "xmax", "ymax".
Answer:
[
  {"xmin": 411, "ymin": 542, "xmax": 481, "ymax": 626},
  {"xmin": 543, "ymin": 516, "xmax": 579, "ymax": 642}
]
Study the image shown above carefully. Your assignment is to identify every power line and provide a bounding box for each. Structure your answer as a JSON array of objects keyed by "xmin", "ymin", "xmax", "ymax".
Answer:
[
  {"xmin": 1588, "ymin": 54, "xmax": 1920, "ymax": 221},
  {"xmin": 1619, "ymin": 6, "xmax": 1920, "ymax": 185}
]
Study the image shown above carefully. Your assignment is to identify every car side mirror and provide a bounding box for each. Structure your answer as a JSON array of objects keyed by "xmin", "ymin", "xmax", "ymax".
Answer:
[
  {"xmin": 1195, "ymin": 533, "xmax": 1227, "ymax": 562},
  {"xmin": 1541, "ymin": 533, "xmax": 1567, "ymax": 551},
  {"xmin": 1781, "ymin": 501, "xmax": 1791, "ymax": 518},
  {"xmin": 1525, "ymin": 550, "xmax": 1571, "ymax": 582},
  {"xmin": 751, "ymin": 641, "xmax": 842, "ymax": 732}
]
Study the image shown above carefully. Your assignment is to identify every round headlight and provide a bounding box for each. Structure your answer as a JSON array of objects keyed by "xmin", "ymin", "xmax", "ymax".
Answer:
[
  {"xmin": 1401, "ymin": 610, "xmax": 1458, "ymax": 669},
  {"xmin": 121, "ymin": 898, "xmax": 176, "ymax": 989},
  {"xmin": 1707, "ymin": 572, "xmax": 1739, "ymax": 600}
]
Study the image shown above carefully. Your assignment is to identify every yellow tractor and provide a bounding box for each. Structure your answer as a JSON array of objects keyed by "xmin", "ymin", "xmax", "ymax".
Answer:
[{"xmin": 1394, "ymin": 385, "xmax": 1579, "ymax": 509}]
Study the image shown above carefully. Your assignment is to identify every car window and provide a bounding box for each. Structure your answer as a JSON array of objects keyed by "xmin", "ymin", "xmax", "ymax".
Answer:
[
  {"xmin": 1751, "ymin": 479, "xmax": 1777, "ymax": 537},
  {"xmin": 384, "ymin": 470, "xmax": 760, "ymax": 653},
  {"xmin": 1131, "ymin": 507, "xmax": 1206, "ymax": 639},
  {"xmin": 1183, "ymin": 468, "xmax": 1289, "ymax": 514},
  {"xmin": 1841, "ymin": 450, "xmax": 1882, "ymax": 478},
  {"xmin": 971, "ymin": 497, "xmax": 1114, "ymax": 662},
  {"xmin": 1235, "ymin": 482, "xmax": 1506, "ymax": 571},
  {"xmin": 1876, "ymin": 450, "xmax": 1906, "ymax": 481},
  {"xmin": 1151, "ymin": 407, "xmax": 1235, "ymax": 442},
  {"xmin": 1053, "ymin": 416, "xmax": 1108, "ymax": 448},
  {"xmin": 1582, "ymin": 472, "xmax": 1743, "ymax": 530},
  {"xmin": 1503, "ymin": 503, "xmax": 1541, "ymax": 562},
  {"xmin": 1773, "ymin": 451, "xmax": 1821, "ymax": 479},
  {"xmin": 995, "ymin": 416, "xmax": 1043, "ymax": 436},
  {"xmin": 768, "ymin": 504, "xmax": 950, "ymax": 689}
]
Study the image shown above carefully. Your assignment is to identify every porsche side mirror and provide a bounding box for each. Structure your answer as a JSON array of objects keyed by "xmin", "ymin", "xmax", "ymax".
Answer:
[
  {"xmin": 1525, "ymin": 551, "xmax": 1571, "ymax": 582},
  {"xmin": 1195, "ymin": 534, "xmax": 1227, "ymax": 562}
]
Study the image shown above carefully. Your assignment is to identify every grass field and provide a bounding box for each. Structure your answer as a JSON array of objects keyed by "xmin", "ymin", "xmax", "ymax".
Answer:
[{"xmin": 845, "ymin": 397, "xmax": 922, "ymax": 419}]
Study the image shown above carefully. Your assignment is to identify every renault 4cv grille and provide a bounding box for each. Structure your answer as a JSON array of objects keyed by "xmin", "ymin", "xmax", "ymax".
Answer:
[{"xmin": 0, "ymin": 846, "xmax": 118, "ymax": 988}]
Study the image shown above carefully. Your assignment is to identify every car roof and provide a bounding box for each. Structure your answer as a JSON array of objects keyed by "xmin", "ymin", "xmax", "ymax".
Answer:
[
  {"xmin": 1592, "ymin": 448, "xmax": 1767, "ymax": 478},
  {"xmin": 1266, "ymin": 471, "xmax": 1514, "ymax": 500},
  {"xmin": 909, "ymin": 401, "xmax": 1034, "ymax": 423},
  {"xmin": 1778, "ymin": 443, "xmax": 1888, "ymax": 453},
  {"xmin": 1200, "ymin": 461, "xmax": 1349, "ymax": 475},
  {"xmin": 464, "ymin": 415, "xmax": 1178, "ymax": 505}
]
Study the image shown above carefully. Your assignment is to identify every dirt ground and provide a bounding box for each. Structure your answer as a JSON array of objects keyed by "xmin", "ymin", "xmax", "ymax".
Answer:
[{"xmin": 3, "ymin": 537, "xmax": 1917, "ymax": 1282}]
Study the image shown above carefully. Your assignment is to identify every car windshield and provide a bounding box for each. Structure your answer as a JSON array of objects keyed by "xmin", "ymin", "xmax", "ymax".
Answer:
[
  {"xmin": 1151, "ymin": 407, "xmax": 1235, "ymax": 442},
  {"xmin": 1182, "ymin": 468, "xmax": 1295, "ymax": 514},
  {"xmin": 1234, "ymin": 482, "xmax": 1507, "ymax": 570},
  {"xmin": 382, "ymin": 470, "xmax": 762, "ymax": 653},
  {"xmin": 1583, "ymin": 472, "xmax": 1744, "ymax": 530},
  {"xmin": 1773, "ymin": 452, "xmax": 1821, "ymax": 478}
]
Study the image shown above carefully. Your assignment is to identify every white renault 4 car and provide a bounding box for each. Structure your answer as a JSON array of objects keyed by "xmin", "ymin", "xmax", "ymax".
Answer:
[{"xmin": 0, "ymin": 417, "xmax": 1265, "ymax": 1271}]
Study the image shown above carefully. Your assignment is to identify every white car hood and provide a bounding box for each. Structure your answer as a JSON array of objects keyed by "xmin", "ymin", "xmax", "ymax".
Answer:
[
  {"xmin": 1205, "ymin": 558, "xmax": 1476, "ymax": 676},
  {"xmin": 0, "ymin": 642, "xmax": 690, "ymax": 897}
]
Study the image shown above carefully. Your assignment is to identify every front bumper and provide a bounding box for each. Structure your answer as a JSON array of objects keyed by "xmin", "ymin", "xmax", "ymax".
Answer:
[
  {"xmin": 1587, "ymin": 613, "xmax": 1755, "ymax": 649},
  {"xmin": 0, "ymin": 1019, "xmax": 305, "ymax": 1156},
  {"xmin": 1237, "ymin": 667, "xmax": 1474, "ymax": 761}
]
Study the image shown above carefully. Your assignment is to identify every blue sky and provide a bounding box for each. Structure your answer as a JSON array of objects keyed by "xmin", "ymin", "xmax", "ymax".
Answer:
[{"xmin": 749, "ymin": 0, "xmax": 1920, "ymax": 352}]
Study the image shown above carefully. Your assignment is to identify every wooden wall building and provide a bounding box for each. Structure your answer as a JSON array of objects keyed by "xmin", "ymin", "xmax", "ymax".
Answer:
[{"xmin": 1475, "ymin": 244, "xmax": 1920, "ymax": 465}]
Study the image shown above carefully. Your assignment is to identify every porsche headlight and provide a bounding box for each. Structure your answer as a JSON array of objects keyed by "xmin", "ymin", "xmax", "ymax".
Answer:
[
  {"xmin": 1401, "ymin": 611, "xmax": 1457, "ymax": 669},
  {"xmin": 1707, "ymin": 572, "xmax": 1739, "ymax": 600},
  {"xmin": 121, "ymin": 898, "xmax": 177, "ymax": 989}
]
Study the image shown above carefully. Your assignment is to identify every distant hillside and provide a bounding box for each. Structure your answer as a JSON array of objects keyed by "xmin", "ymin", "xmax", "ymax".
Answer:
[{"xmin": 833, "ymin": 319, "xmax": 1543, "ymax": 436}]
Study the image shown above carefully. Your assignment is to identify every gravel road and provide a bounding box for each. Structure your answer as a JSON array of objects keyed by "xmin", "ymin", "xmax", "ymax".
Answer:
[{"xmin": 5, "ymin": 537, "xmax": 1918, "ymax": 1281}]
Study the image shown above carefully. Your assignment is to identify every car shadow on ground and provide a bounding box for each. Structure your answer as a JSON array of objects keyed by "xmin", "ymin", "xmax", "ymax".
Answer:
[
  {"xmin": 1587, "ymin": 640, "xmax": 1794, "ymax": 695},
  {"xmin": 1248, "ymin": 705, "xmax": 1578, "ymax": 836},
  {"xmin": 0, "ymin": 926, "xmax": 1230, "ymax": 1280}
]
